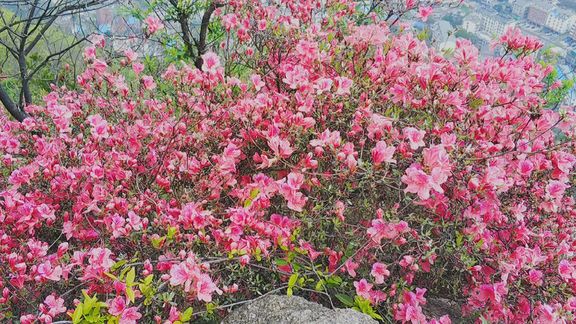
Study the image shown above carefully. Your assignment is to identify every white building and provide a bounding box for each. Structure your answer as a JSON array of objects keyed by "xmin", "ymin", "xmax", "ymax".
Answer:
[
  {"xmin": 482, "ymin": 0, "xmax": 498, "ymax": 6},
  {"xmin": 463, "ymin": 14, "xmax": 482, "ymax": 33},
  {"xmin": 482, "ymin": 15, "xmax": 516, "ymax": 36},
  {"xmin": 511, "ymin": 0, "xmax": 534, "ymax": 18},
  {"xmin": 431, "ymin": 20, "xmax": 456, "ymax": 51},
  {"xmin": 546, "ymin": 10, "xmax": 576, "ymax": 34}
]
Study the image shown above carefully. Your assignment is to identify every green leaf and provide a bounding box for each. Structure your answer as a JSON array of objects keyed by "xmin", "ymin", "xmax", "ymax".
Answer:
[
  {"xmin": 327, "ymin": 33, "xmax": 334, "ymax": 42},
  {"xmin": 206, "ymin": 302, "xmax": 216, "ymax": 315},
  {"xmin": 104, "ymin": 272, "xmax": 118, "ymax": 281},
  {"xmin": 456, "ymin": 232, "xmax": 463, "ymax": 248},
  {"xmin": 275, "ymin": 258, "xmax": 289, "ymax": 266},
  {"xmin": 287, "ymin": 287, "xmax": 293, "ymax": 296},
  {"xmin": 249, "ymin": 188, "xmax": 260, "ymax": 199},
  {"xmin": 83, "ymin": 296, "xmax": 95, "ymax": 315},
  {"xmin": 167, "ymin": 226, "xmax": 178, "ymax": 240},
  {"xmin": 314, "ymin": 279, "xmax": 325, "ymax": 291},
  {"xmin": 144, "ymin": 274, "xmax": 154, "ymax": 285},
  {"xmin": 369, "ymin": 311, "xmax": 383, "ymax": 320},
  {"xmin": 469, "ymin": 98, "xmax": 484, "ymax": 109},
  {"xmin": 72, "ymin": 303, "xmax": 83, "ymax": 323},
  {"xmin": 93, "ymin": 301, "xmax": 102, "ymax": 317},
  {"xmin": 180, "ymin": 306, "xmax": 193, "ymax": 322},
  {"xmin": 151, "ymin": 236, "xmax": 166, "ymax": 249},
  {"xmin": 126, "ymin": 287, "xmax": 135, "ymax": 303},
  {"xmin": 335, "ymin": 294, "xmax": 354, "ymax": 307},
  {"xmin": 126, "ymin": 267, "xmax": 135, "ymax": 286},
  {"xmin": 325, "ymin": 275, "xmax": 343, "ymax": 286},
  {"xmin": 111, "ymin": 260, "xmax": 127, "ymax": 272},
  {"xmin": 288, "ymin": 273, "xmax": 299, "ymax": 288}
]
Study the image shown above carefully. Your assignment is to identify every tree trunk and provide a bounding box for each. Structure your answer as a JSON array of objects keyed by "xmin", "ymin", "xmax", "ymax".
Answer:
[
  {"xmin": 18, "ymin": 54, "xmax": 32, "ymax": 106},
  {"xmin": 0, "ymin": 84, "xmax": 28, "ymax": 122}
]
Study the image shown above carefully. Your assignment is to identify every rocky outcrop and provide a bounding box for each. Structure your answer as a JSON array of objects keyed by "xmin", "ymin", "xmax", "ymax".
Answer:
[
  {"xmin": 423, "ymin": 297, "xmax": 463, "ymax": 323},
  {"xmin": 221, "ymin": 295, "xmax": 378, "ymax": 324}
]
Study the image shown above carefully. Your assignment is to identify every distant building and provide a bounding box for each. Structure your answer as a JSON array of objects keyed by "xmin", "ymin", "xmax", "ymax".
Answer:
[
  {"xmin": 527, "ymin": 5, "xmax": 548, "ymax": 26},
  {"xmin": 482, "ymin": 0, "xmax": 498, "ymax": 6},
  {"xmin": 527, "ymin": 4, "xmax": 576, "ymax": 34},
  {"xmin": 430, "ymin": 20, "xmax": 456, "ymax": 50},
  {"xmin": 481, "ymin": 14, "xmax": 515, "ymax": 36},
  {"xmin": 474, "ymin": 33, "xmax": 494, "ymax": 57},
  {"xmin": 511, "ymin": 0, "xmax": 533, "ymax": 18},
  {"xmin": 546, "ymin": 11, "xmax": 576, "ymax": 34},
  {"xmin": 463, "ymin": 14, "xmax": 482, "ymax": 33}
]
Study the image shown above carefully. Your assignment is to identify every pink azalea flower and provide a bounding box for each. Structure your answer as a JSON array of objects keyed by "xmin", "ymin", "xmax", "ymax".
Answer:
[
  {"xmin": 546, "ymin": 180, "xmax": 569, "ymax": 200},
  {"xmin": 528, "ymin": 269, "xmax": 543, "ymax": 286},
  {"xmin": 418, "ymin": 6, "xmax": 433, "ymax": 22},
  {"xmin": 354, "ymin": 279, "xmax": 373, "ymax": 300},
  {"xmin": 92, "ymin": 59, "xmax": 108, "ymax": 74},
  {"xmin": 367, "ymin": 219, "xmax": 410, "ymax": 244},
  {"xmin": 257, "ymin": 19, "xmax": 267, "ymax": 31},
  {"xmin": 196, "ymin": 273, "xmax": 220, "ymax": 302},
  {"xmin": 222, "ymin": 14, "xmax": 239, "ymax": 31},
  {"xmin": 142, "ymin": 75, "xmax": 156, "ymax": 90},
  {"xmin": 402, "ymin": 164, "xmax": 444, "ymax": 200},
  {"xmin": 84, "ymin": 46, "xmax": 96, "ymax": 60},
  {"xmin": 89, "ymin": 34, "xmax": 106, "ymax": 48},
  {"xmin": 87, "ymin": 114, "xmax": 109, "ymax": 140},
  {"xmin": 37, "ymin": 261, "xmax": 62, "ymax": 281},
  {"xmin": 251, "ymin": 74, "xmax": 265, "ymax": 91},
  {"xmin": 201, "ymin": 52, "xmax": 221, "ymax": 74},
  {"xmin": 371, "ymin": 141, "xmax": 396, "ymax": 165},
  {"xmin": 314, "ymin": 78, "xmax": 333, "ymax": 94},
  {"xmin": 180, "ymin": 202, "xmax": 210, "ymax": 230},
  {"xmin": 335, "ymin": 76, "xmax": 353, "ymax": 95},
  {"xmin": 345, "ymin": 259, "xmax": 359, "ymax": 277},
  {"xmin": 559, "ymin": 260, "xmax": 576, "ymax": 280},
  {"xmin": 169, "ymin": 259, "xmax": 221, "ymax": 302},
  {"xmin": 334, "ymin": 200, "xmax": 346, "ymax": 221},
  {"xmin": 518, "ymin": 159, "xmax": 534, "ymax": 177},
  {"xmin": 371, "ymin": 262, "xmax": 390, "ymax": 284},
  {"xmin": 268, "ymin": 136, "xmax": 294, "ymax": 158},
  {"xmin": 109, "ymin": 296, "xmax": 126, "ymax": 316},
  {"xmin": 144, "ymin": 15, "xmax": 164, "ymax": 35},
  {"xmin": 132, "ymin": 62, "xmax": 144, "ymax": 75},
  {"xmin": 402, "ymin": 127, "xmax": 426, "ymax": 150},
  {"xmin": 120, "ymin": 307, "xmax": 142, "ymax": 324},
  {"xmin": 477, "ymin": 282, "xmax": 508, "ymax": 304},
  {"xmin": 283, "ymin": 65, "xmax": 309, "ymax": 89},
  {"xmin": 124, "ymin": 49, "xmax": 138, "ymax": 63},
  {"xmin": 43, "ymin": 295, "xmax": 66, "ymax": 317}
]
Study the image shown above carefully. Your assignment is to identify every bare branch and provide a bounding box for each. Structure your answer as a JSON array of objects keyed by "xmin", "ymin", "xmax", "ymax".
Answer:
[
  {"xmin": 29, "ymin": 36, "xmax": 88, "ymax": 79},
  {"xmin": 0, "ymin": 0, "xmax": 115, "ymax": 120}
]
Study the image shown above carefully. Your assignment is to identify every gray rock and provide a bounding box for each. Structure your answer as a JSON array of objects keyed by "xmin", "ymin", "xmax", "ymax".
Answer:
[
  {"xmin": 221, "ymin": 294, "xmax": 378, "ymax": 324},
  {"xmin": 423, "ymin": 297, "xmax": 464, "ymax": 323}
]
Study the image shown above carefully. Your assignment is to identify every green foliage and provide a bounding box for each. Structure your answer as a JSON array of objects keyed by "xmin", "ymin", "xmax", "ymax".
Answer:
[
  {"xmin": 71, "ymin": 291, "xmax": 108, "ymax": 324},
  {"xmin": 542, "ymin": 64, "xmax": 575, "ymax": 109},
  {"xmin": 0, "ymin": 8, "xmax": 82, "ymax": 103},
  {"xmin": 353, "ymin": 296, "xmax": 383, "ymax": 320}
]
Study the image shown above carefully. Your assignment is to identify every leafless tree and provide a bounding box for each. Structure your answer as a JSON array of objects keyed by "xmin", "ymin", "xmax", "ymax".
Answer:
[
  {"xmin": 0, "ymin": 0, "xmax": 113, "ymax": 121},
  {"xmin": 137, "ymin": 0, "xmax": 224, "ymax": 69}
]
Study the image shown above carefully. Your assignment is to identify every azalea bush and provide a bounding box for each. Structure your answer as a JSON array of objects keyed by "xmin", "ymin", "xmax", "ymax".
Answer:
[{"xmin": 1, "ymin": 0, "xmax": 576, "ymax": 323}]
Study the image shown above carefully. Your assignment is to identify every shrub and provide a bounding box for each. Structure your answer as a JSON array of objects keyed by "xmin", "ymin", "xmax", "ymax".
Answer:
[{"xmin": 0, "ymin": 0, "xmax": 575, "ymax": 323}]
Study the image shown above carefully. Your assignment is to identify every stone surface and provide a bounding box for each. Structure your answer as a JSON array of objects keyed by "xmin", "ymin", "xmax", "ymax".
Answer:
[
  {"xmin": 423, "ymin": 297, "xmax": 463, "ymax": 323},
  {"xmin": 221, "ymin": 294, "xmax": 378, "ymax": 324}
]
